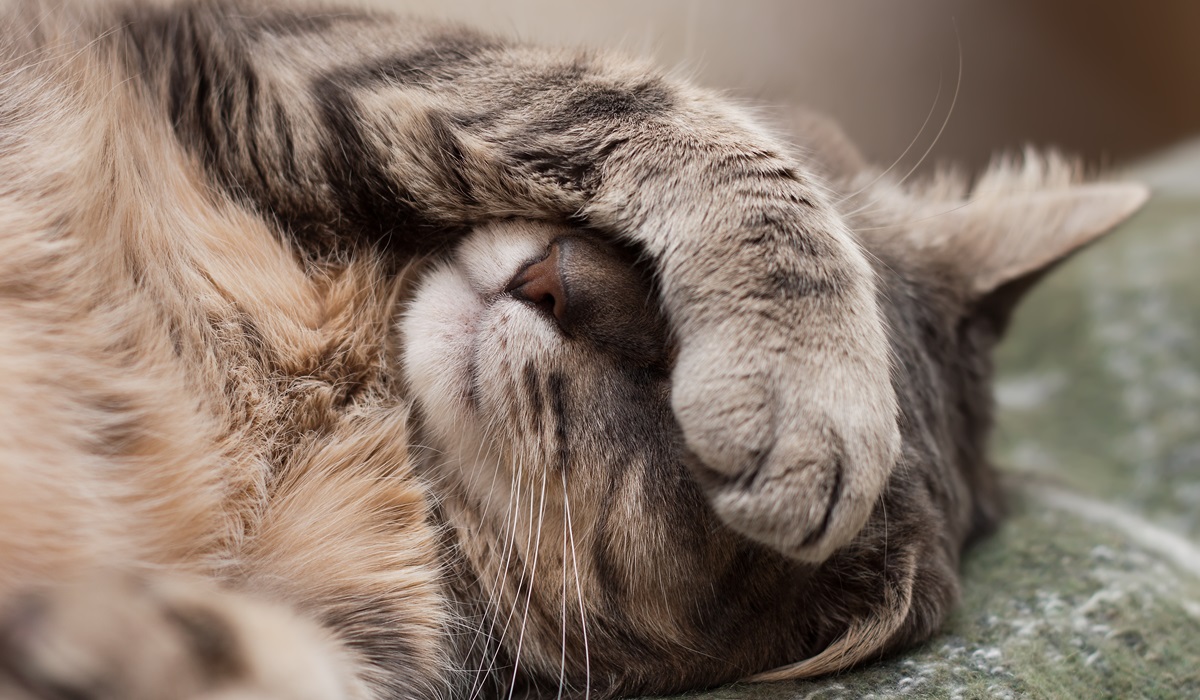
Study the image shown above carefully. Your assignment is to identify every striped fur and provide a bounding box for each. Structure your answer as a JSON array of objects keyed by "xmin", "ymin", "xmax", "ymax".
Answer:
[{"xmin": 0, "ymin": 1, "xmax": 1145, "ymax": 698}]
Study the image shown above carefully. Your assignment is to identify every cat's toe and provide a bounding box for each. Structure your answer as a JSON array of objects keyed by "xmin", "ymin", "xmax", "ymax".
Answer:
[
  {"xmin": 698, "ymin": 442, "xmax": 856, "ymax": 562},
  {"xmin": 674, "ymin": 342, "xmax": 899, "ymax": 563}
]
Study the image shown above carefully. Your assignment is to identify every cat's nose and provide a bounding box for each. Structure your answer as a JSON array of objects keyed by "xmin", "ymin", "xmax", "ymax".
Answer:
[{"xmin": 506, "ymin": 240, "xmax": 569, "ymax": 328}]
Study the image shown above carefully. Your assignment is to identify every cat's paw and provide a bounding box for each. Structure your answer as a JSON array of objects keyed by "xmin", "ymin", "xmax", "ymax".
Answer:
[
  {"xmin": 0, "ymin": 574, "xmax": 363, "ymax": 700},
  {"xmin": 673, "ymin": 326, "xmax": 899, "ymax": 563}
]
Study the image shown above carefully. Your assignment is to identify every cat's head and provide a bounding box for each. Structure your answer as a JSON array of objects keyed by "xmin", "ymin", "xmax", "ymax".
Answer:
[
  {"xmin": 400, "ymin": 130, "xmax": 1147, "ymax": 695},
  {"xmin": 403, "ymin": 220, "xmax": 726, "ymax": 695}
]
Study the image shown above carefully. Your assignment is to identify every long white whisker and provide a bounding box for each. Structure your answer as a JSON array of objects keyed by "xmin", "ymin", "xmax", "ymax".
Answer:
[
  {"xmin": 556, "ymin": 478, "xmax": 569, "ymax": 700},
  {"xmin": 563, "ymin": 474, "xmax": 590, "ymax": 700},
  {"xmin": 467, "ymin": 427, "xmax": 522, "ymax": 700},
  {"xmin": 507, "ymin": 468, "xmax": 549, "ymax": 700},
  {"xmin": 892, "ymin": 17, "xmax": 963, "ymax": 191},
  {"xmin": 852, "ymin": 198, "xmax": 975, "ymax": 233},
  {"xmin": 842, "ymin": 17, "xmax": 964, "ymax": 226},
  {"xmin": 460, "ymin": 419, "xmax": 513, "ymax": 698},
  {"xmin": 476, "ymin": 450, "xmax": 534, "ymax": 700},
  {"xmin": 836, "ymin": 73, "xmax": 943, "ymax": 206}
]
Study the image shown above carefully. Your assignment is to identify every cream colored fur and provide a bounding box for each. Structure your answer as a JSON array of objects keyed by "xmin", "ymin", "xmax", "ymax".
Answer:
[{"xmin": 0, "ymin": 20, "xmax": 445, "ymax": 698}]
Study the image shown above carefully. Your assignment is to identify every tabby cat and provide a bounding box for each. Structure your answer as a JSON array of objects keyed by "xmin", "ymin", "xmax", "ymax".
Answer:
[{"xmin": 0, "ymin": 1, "xmax": 1146, "ymax": 698}]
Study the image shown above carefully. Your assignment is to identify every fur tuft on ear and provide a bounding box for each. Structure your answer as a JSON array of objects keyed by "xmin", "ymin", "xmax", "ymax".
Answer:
[{"xmin": 919, "ymin": 151, "xmax": 1149, "ymax": 298}]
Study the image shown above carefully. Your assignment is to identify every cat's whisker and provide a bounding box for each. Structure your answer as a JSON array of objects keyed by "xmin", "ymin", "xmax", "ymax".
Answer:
[
  {"xmin": 892, "ymin": 19, "xmax": 963, "ymax": 192},
  {"xmin": 852, "ymin": 198, "xmax": 976, "ymax": 233},
  {"xmin": 556, "ymin": 484, "xmax": 569, "ymax": 700},
  {"xmin": 455, "ymin": 420, "xmax": 500, "ymax": 698},
  {"xmin": 834, "ymin": 73, "xmax": 943, "ymax": 207},
  {"xmin": 563, "ymin": 472, "xmax": 591, "ymax": 700},
  {"xmin": 472, "ymin": 449, "xmax": 531, "ymax": 700},
  {"xmin": 467, "ymin": 424, "xmax": 521, "ymax": 700},
  {"xmin": 506, "ymin": 468, "xmax": 549, "ymax": 700},
  {"xmin": 490, "ymin": 452, "xmax": 532, "ymax": 688},
  {"xmin": 458, "ymin": 420, "xmax": 510, "ymax": 695},
  {"xmin": 841, "ymin": 17, "xmax": 963, "ymax": 224}
]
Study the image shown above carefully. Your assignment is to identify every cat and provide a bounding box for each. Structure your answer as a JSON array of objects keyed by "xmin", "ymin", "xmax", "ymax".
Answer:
[{"xmin": 0, "ymin": 0, "xmax": 1147, "ymax": 698}]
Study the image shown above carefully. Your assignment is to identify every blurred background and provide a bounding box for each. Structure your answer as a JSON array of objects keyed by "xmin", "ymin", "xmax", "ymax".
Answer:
[{"xmin": 370, "ymin": 0, "xmax": 1200, "ymax": 174}]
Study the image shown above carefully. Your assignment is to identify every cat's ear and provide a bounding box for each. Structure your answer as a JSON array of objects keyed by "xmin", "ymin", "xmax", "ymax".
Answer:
[
  {"xmin": 929, "ymin": 181, "xmax": 1149, "ymax": 299},
  {"xmin": 914, "ymin": 156, "xmax": 1148, "ymax": 332}
]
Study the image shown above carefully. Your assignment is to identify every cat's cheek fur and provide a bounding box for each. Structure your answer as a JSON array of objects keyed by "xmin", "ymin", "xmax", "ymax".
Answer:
[{"xmin": 402, "ymin": 266, "xmax": 484, "ymax": 441}]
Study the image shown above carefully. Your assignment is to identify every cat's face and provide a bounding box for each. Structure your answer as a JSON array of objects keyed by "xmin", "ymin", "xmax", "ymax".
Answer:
[
  {"xmin": 405, "ymin": 221, "xmax": 824, "ymax": 694},
  {"xmin": 404, "ymin": 220, "xmax": 674, "ymax": 485}
]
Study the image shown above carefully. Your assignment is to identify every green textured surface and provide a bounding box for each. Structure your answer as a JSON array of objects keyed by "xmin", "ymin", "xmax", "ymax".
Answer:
[
  {"xmin": 686, "ymin": 493, "xmax": 1200, "ymax": 700},
  {"xmin": 993, "ymin": 195, "xmax": 1200, "ymax": 537},
  {"xmin": 668, "ymin": 180, "xmax": 1200, "ymax": 698}
]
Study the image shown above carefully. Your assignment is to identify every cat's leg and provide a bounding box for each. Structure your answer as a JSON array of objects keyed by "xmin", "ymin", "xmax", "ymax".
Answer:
[
  {"xmin": 0, "ymin": 573, "xmax": 373, "ymax": 700},
  {"xmin": 354, "ymin": 66, "xmax": 901, "ymax": 564},
  {"xmin": 123, "ymin": 9, "xmax": 900, "ymax": 562},
  {"xmin": 750, "ymin": 530, "xmax": 960, "ymax": 681}
]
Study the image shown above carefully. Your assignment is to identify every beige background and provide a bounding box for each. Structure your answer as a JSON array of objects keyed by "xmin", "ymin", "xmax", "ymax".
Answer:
[{"xmin": 368, "ymin": 0, "xmax": 1200, "ymax": 173}]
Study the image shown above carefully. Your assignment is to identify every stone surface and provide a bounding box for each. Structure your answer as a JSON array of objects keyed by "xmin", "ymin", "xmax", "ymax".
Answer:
[{"xmin": 663, "ymin": 174, "xmax": 1200, "ymax": 698}]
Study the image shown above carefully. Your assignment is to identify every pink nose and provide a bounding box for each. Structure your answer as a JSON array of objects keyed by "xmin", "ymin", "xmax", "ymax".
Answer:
[{"xmin": 506, "ymin": 241, "xmax": 568, "ymax": 326}]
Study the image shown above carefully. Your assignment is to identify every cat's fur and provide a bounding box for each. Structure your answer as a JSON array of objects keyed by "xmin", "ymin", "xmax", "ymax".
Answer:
[{"xmin": 0, "ymin": 0, "xmax": 1146, "ymax": 698}]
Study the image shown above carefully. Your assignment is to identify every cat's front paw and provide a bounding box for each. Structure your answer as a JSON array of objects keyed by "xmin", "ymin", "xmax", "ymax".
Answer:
[
  {"xmin": 0, "ymin": 574, "xmax": 362, "ymax": 700},
  {"xmin": 673, "ymin": 331, "xmax": 899, "ymax": 563}
]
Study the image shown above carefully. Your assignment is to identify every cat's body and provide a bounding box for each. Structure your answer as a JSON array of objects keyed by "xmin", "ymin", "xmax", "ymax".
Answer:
[{"xmin": 0, "ymin": 1, "xmax": 1146, "ymax": 698}]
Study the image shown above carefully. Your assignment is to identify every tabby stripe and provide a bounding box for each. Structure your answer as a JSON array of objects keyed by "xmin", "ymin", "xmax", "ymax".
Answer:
[{"xmin": 546, "ymin": 372, "xmax": 570, "ymax": 474}]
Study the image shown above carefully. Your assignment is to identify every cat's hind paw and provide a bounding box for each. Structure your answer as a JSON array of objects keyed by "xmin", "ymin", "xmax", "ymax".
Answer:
[{"xmin": 0, "ymin": 574, "xmax": 364, "ymax": 700}]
